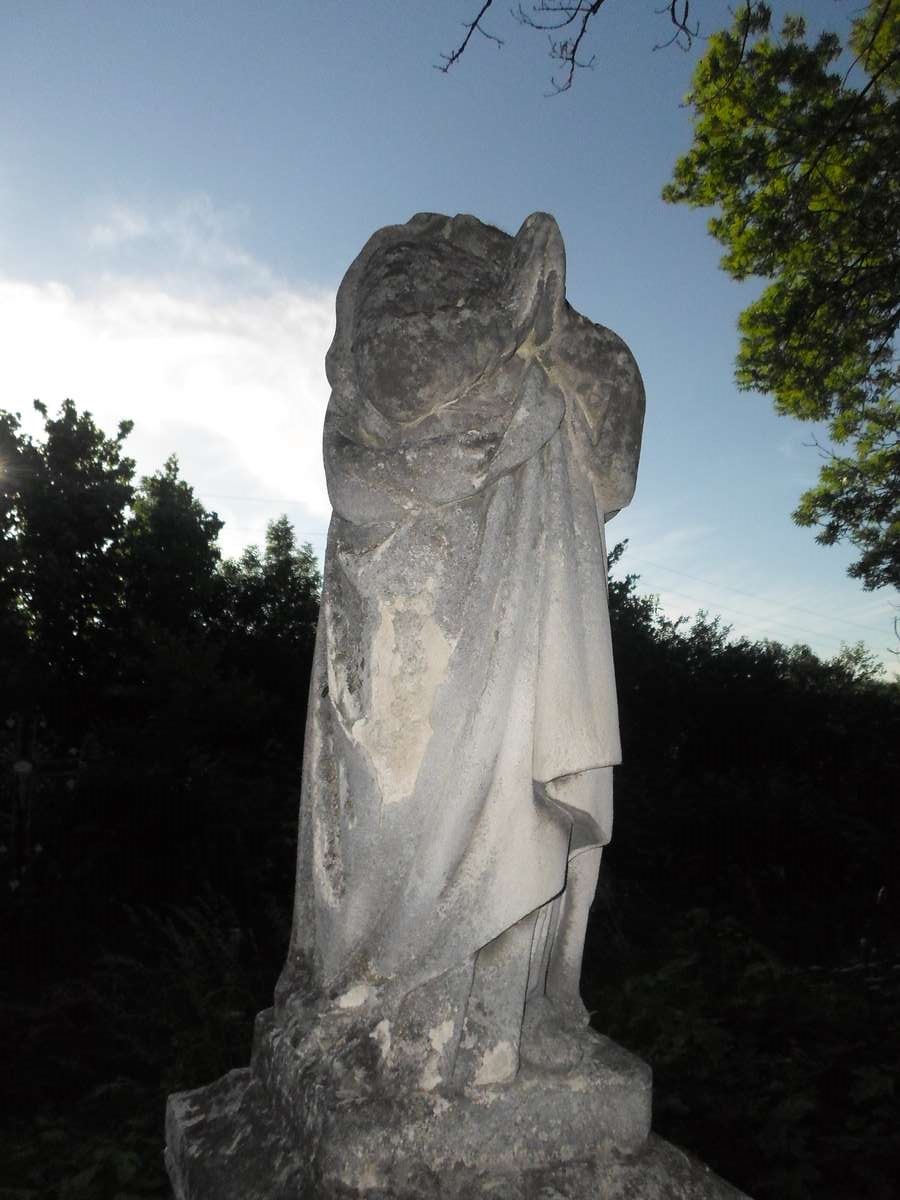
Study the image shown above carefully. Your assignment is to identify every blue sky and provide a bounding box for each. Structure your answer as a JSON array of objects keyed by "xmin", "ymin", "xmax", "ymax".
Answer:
[{"xmin": 2, "ymin": 0, "xmax": 895, "ymax": 672}]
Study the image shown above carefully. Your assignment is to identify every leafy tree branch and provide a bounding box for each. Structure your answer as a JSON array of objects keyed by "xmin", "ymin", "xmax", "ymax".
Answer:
[{"xmin": 663, "ymin": 0, "xmax": 900, "ymax": 589}]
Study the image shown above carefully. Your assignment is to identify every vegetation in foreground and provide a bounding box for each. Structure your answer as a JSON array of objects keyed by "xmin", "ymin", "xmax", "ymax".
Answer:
[{"xmin": 1, "ymin": 401, "xmax": 898, "ymax": 1199}]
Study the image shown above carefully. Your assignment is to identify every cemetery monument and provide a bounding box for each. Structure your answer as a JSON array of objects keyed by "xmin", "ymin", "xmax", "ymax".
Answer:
[{"xmin": 165, "ymin": 212, "xmax": 749, "ymax": 1199}]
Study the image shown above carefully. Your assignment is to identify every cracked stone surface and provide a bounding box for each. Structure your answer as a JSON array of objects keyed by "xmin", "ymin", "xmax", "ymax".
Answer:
[
  {"xmin": 165, "ymin": 213, "xmax": 749, "ymax": 1198},
  {"xmin": 166, "ymin": 1061, "xmax": 748, "ymax": 1198}
]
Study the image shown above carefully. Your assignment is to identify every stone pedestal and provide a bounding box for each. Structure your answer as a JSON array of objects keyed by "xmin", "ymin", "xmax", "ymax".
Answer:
[{"xmin": 165, "ymin": 1008, "xmax": 749, "ymax": 1200}]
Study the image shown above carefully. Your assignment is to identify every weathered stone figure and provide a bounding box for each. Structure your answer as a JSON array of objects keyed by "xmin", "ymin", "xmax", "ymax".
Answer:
[
  {"xmin": 166, "ymin": 214, "xmax": 751, "ymax": 1200},
  {"xmin": 275, "ymin": 211, "xmax": 644, "ymax": 1096}
]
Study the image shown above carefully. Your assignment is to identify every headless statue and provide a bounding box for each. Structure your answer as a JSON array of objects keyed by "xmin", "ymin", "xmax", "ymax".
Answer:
[{"xmin": 275, "ymin": 211, "xmax": 644, "ymax": 1095}]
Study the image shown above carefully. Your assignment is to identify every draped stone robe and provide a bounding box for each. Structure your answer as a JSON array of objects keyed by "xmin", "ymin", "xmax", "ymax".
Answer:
[{"xmin": 276, "ymin": 213, "xmax": 644, "ymax": 1034}]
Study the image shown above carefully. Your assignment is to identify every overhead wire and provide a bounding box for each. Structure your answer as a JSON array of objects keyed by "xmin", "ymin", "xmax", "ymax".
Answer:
[
  {"xmin": 640, "ymin": 583, "xmax": 859, "ymax": 647},
  {"xmin": 627, "ymin": 555, "xmax": 889, "ymax": 637},
  {"xmin": 199, "ymin": 492, "xmax": 893, "ymax": 651}
]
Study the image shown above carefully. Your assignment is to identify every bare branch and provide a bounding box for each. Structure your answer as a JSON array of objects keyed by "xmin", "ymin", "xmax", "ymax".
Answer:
[
  {"xmin": 653, "ymin": 0, "xmax": 700, "ymax": 52},
  {"xmin": 437, "ymin": 1, "xmax": 503, "ymax": 73},
  {"xmin": 514, "ymin": 1, "xmax": 608, "ymax": 92},
  {"xmin": 436, "ymin": 0, "xmax": 753, "ymax": 92},
  {"xmin": 514, "ymin": 2, "xmax": 587, "ymax": 34},
  {"xmin": 488, "ymin": 0, "xmax": 702, "ymax": 92}
]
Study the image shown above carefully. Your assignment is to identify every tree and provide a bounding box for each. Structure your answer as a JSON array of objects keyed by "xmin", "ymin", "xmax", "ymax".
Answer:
[
  {"xmin": 439, "ymin": 1, "xmax": 710, "ymax": 92},
  {"xmin": 663, "ymin": 1, "xmax": 900, "ymax": 590},
  {"xmin": 0, "ymin": 400, "xmax": 135, "ymax": 699},
  {"xmin": 122, "ymin": 455, "xmax": 224, "ymax": 637},
  {"xmin": 219, "ymin": 516, "xmax": 320, "ymax": 644},
  {"xmin": 439, "ymin": 3, "xmax": 899, "ymax": 590},
  {"xmin": 0, "ymin": 402, "xmax": 317, "ymax": 928},
  {"xmin": 0, "ymin": 406, "xmax": 229, "ymax": 707},
  {"xmin": 217, "ymin": 516, "xmax": 321, "ymax": 736}
]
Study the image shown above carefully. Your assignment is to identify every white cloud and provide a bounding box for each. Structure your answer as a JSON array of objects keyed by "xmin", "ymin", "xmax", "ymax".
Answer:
[
  {"xmin": 0, "ymin": 273, "xmax": 335, "ymax": 559},
  {"xmin": 87, "ymin": 193, "xmax": 280, "ymax": 291},
  {"xmin": 89, "ymin": 205, "xmax": 151, "ymax": 248},
  {"xmin": 2, "ymin": 193, "xmax": 339, "ymax": 558}
]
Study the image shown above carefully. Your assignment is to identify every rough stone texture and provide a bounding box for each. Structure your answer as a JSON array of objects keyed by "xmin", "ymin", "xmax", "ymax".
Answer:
[
  {"xmin": 250, "ymin": 1006, "xmax": 650, "ymax": 1190},
  {"xmin": 273, "ymin": 211, "xmax": 647, "ymax": 1103},
  {"xmin": 166, "ymin": 1066, "xmax": 749, "ymax": 1198},
  {"xmin": 165, "ymin": 213, "xmax": 751, "ymax": 1197}
]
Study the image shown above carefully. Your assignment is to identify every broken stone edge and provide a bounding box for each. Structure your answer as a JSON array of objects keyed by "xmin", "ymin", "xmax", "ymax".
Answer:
[{"xmin": 165, "ymin": 1016, "xmax": 750, "ymax": 1199}]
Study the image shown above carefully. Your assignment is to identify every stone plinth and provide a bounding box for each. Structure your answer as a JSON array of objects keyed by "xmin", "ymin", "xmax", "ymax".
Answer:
[
  {"xmin": 166, "ymin": 1074, "xmax": 748, "ymax": 1200},
  {"xmin": 166, "ymin": 1009, "xmax": 748, "ymax": 1200},
  {"xmin": 255, "ymin": 1007, "xmax": 650, "ymax": 1190}
]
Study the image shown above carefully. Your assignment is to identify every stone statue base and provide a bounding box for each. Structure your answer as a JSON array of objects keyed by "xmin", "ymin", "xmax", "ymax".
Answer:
[{"xmin": 165, "ymin": 1008, "xmax": 749, "ymax": 1199}]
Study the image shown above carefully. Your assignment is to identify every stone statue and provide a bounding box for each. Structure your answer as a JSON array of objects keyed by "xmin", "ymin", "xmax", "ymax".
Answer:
[
  {"xmin": 166, "ymin": 215, "xmax": 752, "ymax": 1200},
  {"xmin": 275, "ymin": 211, "xmax": 644, "ymax": 1095}
]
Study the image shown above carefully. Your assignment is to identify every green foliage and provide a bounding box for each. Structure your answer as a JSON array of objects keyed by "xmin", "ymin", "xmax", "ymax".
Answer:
[
  {"xmin": 0, "ymin": 401, "xmax": 135, "ymax": 697},
  {"xmin": 1, "ymin": 898, "xmax": 277, "ymax": 1200},
  {"xmin": 0, "ymin": 397, "xmax": 315, "ymax": 1081},
  {"xmin": 588, "ymin": 910, "xmax": 900, "ymax": 1199},
  {"xmin": 1, "ymin": 1098, "xmax": 166, "ymax": 1200},
  {"xmin": 219, "ymin": 515, "xmax": 321, "ymax": 641},
  {"xmin": 595, "ymin": 548, "xmax": 900, "ymax": 1192},
  {"xmin": 0, "ymin": 403, "xmax": 231, "ymax": 730},
  {"xmin": 0, "ymin": 398, "xmax": 320, "ymax": 746},
  {"xmin": 664, "ymin": 1, "xmax": 900, "ymax": 589},
  {"xmin": 0, "ymin": 407, "xmax": 896, "ymax": 1200},
  {"xmin": 122, "ymin": 454, "xmax": 224, "ymax": 635},
  {"xmin": 216, "ymin": 515, "xmax": 321, "ymax": 736},
  {"xmin": 89, "ymin": 899, "xmax": 264, "ymax": 1092},
  {"xmin": 606, "ymin": 550, "xmax": 900, "ymax": 967}
]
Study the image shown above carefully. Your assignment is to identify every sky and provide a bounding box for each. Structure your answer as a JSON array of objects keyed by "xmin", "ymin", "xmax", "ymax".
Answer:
[{"xmin": 2, "ymin": 0, "xmax": 896, "ymax": 674}]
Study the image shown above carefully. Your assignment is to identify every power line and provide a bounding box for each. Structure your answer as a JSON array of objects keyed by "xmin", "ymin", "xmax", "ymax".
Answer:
[
  {"xmin": 224, "ymin": 525, "xmax": 325, "ymax": 538},
  {"xmin": 200, "ymin": 492, "xmax": 891, "ymax": 648},
  {"xmin": 647, "ymin": 583, "xmax": 858, "ymax": 648},
  {"xmin": 627, "ymin": 555, "xmax": 889, "ymax": 637},
  {"xmin": 202, "ymin": 493, "xmax": 313, "ymax": 505}
]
